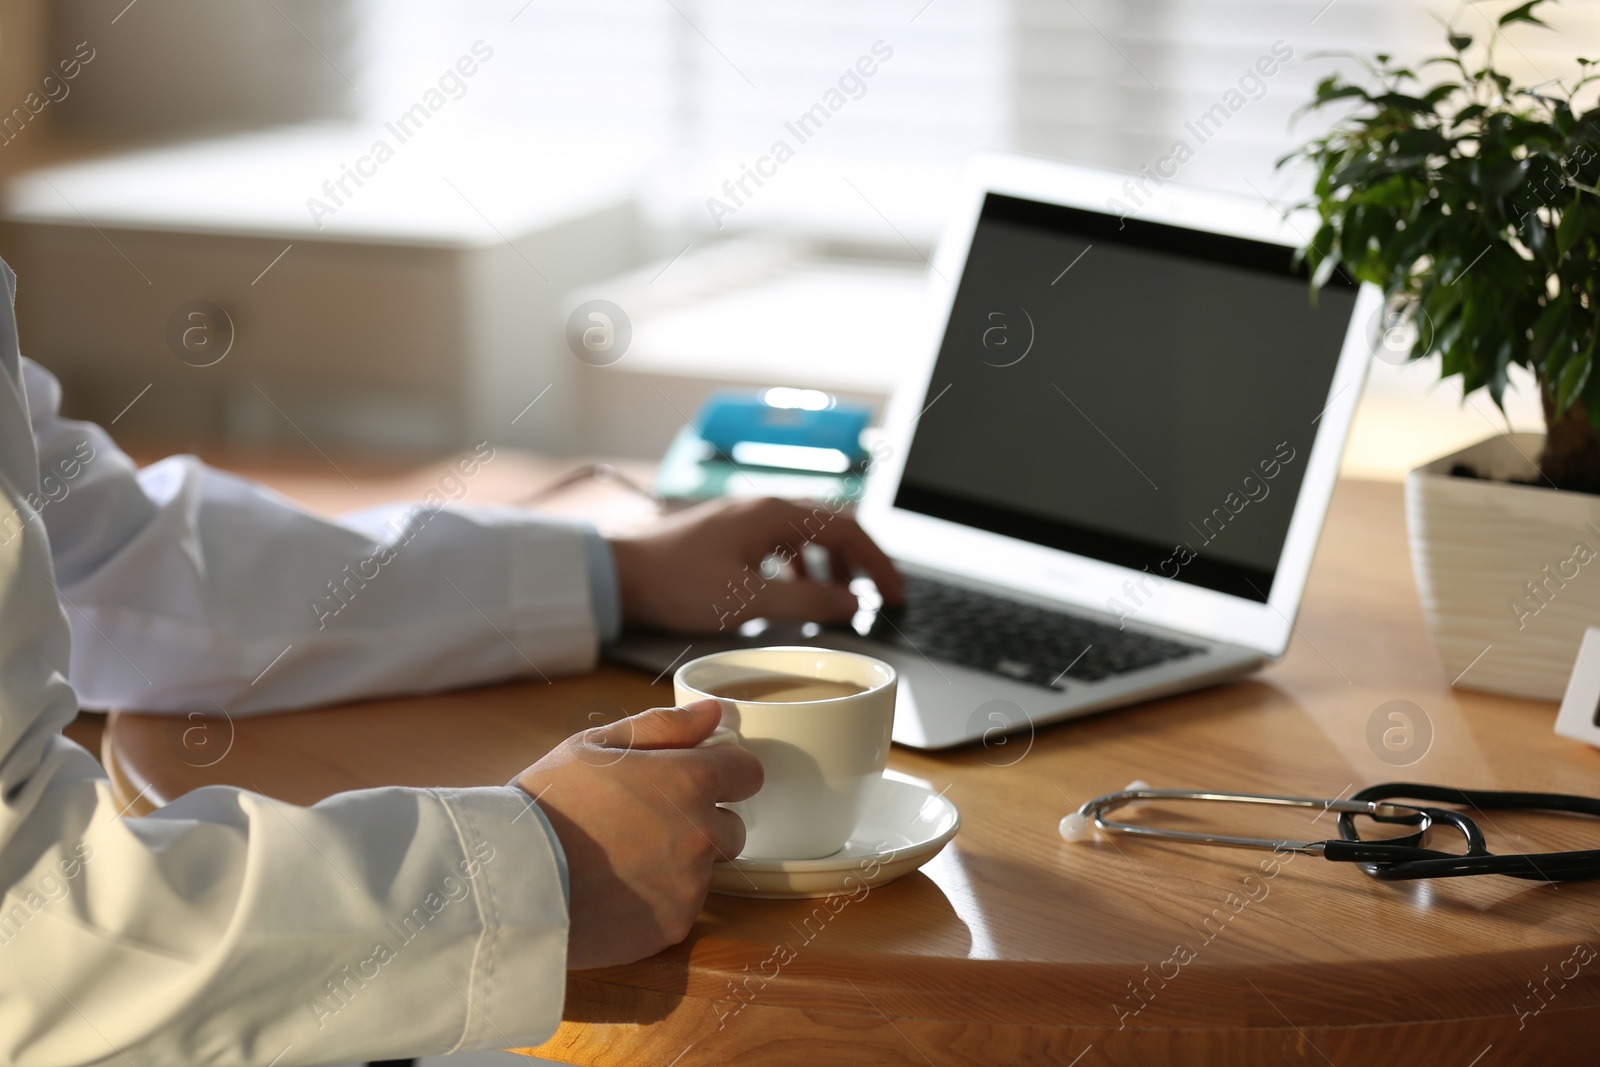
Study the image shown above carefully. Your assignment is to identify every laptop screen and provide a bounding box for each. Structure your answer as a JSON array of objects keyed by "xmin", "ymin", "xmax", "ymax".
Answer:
[{"xmin": 893, "ymin": 192, "xmax": 1360, "ymax": 603}]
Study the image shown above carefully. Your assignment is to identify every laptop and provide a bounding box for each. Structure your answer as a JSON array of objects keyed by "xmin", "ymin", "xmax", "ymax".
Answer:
[{"xmin": 611, "ymin": 152, "xmax": 1382, "ymax": 749}]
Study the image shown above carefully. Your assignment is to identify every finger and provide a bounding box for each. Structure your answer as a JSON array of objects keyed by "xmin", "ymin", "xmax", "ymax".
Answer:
[
  {"xmin": 605, "ymin": 699, "xmax": 723, "ymax": 750},
  {"xmin": 802, "ymin": 512, "xmax": 904, "ymax": 605},
  {"xmin": 756, "ymin": 578, "xmax": 860, "ymax": 623},
  {"xmin": 707, "ymin": 805, "xmax": 748, "ymax": 863},
  {"xmin": 739, "ymin": 499, "xmax": 902, "ymax": 605},
  {"xmin": 827, "ymin": 546, "xmax": 852, "ymax": 590},
  {"xmin": 691, "ymin": 741, "xmax": 764, "ymax": 803},
  {"xmin": 786, "ymin": 544, "xmax": 819, "ymax": 582}
]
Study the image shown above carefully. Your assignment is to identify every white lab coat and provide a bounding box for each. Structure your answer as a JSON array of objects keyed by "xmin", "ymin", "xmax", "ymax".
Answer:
[
  {"xmin": 0, "ymin": 254, "xmax": 603, "ymax": 1065},
  {"xmin": 24, "ymin": 357, "xmax": 612, "ymax": 716}
]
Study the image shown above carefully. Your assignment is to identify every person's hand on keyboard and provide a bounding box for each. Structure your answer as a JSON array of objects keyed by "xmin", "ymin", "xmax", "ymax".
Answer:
[{"xmin": 607, "ymin": 496, "xmax": 904, "ymax": 633}]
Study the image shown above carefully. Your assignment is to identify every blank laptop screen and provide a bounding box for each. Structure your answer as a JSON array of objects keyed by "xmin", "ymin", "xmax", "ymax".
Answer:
[{"xmin": 894, "ymin": 192, "xmax": 1360, "ymax": 603}]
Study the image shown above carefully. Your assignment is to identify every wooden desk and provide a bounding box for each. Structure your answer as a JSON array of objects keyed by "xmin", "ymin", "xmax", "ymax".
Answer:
[{"xmin": 104, "ymin": 478, "xmax": 1600, "ymax": 1065}]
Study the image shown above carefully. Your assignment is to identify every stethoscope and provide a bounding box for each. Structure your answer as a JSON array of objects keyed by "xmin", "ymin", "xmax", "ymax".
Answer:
[{"xmin": 1062, "ymin": 783, "xmax": 1600, "ymax": 882}]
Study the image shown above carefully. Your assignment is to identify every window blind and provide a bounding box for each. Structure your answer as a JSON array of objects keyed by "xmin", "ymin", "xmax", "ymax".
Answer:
[{"xmin": 355, "ymin": 0, "xmax": 1600, "ymax": 240}]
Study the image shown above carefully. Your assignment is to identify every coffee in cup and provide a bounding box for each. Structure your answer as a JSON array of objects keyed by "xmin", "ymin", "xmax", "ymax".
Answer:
[
  {"xmin": 705, "ymin": 674, "xmax": 868, "ymax": 703},
  {"xmin": 675, "ymin": 646, "xmax": 896, "ymax": 860}
]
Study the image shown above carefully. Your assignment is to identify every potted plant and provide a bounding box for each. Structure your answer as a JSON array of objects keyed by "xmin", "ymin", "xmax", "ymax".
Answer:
[{"xmin": 1283, "ymin": 0, "xmax": 1600, "ymax": 700}]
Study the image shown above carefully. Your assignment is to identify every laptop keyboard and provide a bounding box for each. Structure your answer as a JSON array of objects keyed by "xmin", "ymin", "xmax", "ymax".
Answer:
[{"xmin": 867, "ymin": 574, "xmax": 1202, "ymax": 689}]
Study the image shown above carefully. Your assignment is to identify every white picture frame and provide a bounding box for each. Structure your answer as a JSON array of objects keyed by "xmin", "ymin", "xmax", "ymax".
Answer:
[{"xmin": 1555, "ymin": 626, "xmax": 1600, "ymax": 748}]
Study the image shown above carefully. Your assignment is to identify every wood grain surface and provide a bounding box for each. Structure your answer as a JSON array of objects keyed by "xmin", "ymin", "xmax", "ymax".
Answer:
[{"xmin": 104, "ymin": 477, "xmax": 1600, "ymax": 1065}]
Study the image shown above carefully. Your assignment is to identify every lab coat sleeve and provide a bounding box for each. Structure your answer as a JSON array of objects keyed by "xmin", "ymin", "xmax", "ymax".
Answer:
[
  {"xmin": 22, "ymin": 358, "xmax": 620, "ymax": 715},
  {"xmin": 0, "ymin": 263, "xmax": 572, "ymax": 1065}
]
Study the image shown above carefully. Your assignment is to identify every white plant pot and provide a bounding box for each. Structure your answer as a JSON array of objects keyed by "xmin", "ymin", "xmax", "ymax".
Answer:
[{"xmin": 1406, "ymin": 432, "xmax": 1600, "ymax": 701}]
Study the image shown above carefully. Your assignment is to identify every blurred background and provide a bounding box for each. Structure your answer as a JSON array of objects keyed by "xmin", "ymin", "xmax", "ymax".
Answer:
[{"xmin": 0, "ymin": 0, "xmax": 1593, "ymax": 478}]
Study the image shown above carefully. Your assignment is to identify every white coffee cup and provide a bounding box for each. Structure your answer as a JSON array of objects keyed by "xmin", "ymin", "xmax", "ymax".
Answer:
[{"xmin": 674, "ymin": 646, "xmax": 897, "ymax": 861}]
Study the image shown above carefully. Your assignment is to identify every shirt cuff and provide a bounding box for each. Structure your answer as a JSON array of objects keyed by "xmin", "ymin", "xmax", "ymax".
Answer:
[
  {"xmin": 432, "ymin": 785, "xmax": 573, "ymax": 1052},
  {"xmin": 582, "ymin": 525, "xmax": 622, "ymax": 644}
]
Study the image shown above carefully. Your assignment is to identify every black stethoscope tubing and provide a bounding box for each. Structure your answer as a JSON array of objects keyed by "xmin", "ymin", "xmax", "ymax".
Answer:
[{"xmin": 1334, "ymin": 783, "xmax": 1600, "ymax": 882}]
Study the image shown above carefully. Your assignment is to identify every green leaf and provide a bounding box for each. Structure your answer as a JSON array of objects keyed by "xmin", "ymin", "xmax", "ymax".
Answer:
[
  {"xmin": 1423, "ymin": 82, "xmax": 1461, "ymax": 107},
  {"xmin": 1435, "ymin": 318, "xmax": 1466, "ymax": 370},
  {"xmin": 1555, "ymin": 101, "xmax": 1576, "ymax": 137},
  {"xmin": 1523, "ymin": 210, "xmax": 1549, "ymax": 258},
  {"xmin": 1573, "ymin": 108, "xmax": 1600, "ymax": 149},
  {"xmin": 1498, "ymin": 1, "xmax": 1550, "ymax": 28},
  {"xmin": 1532, "ymin": 293, "xmax": 1573, "ymax": 368},
  {"xmin": 1331, "ymin": 156, "xmax": 1382, "ymax": 189},
  {"xmin": 1312, "ymin": 84, "xmax": 1372, "ymax": 106},
  {"xmin": 1421, "ymin": 54, "xmax": 1472, "ymax": 77},
  {"xmin": 1393, "ymin": 128, "xmax": 1453, "ymax": 157},
  {"xmin": 1311, "ymin": 256, "xmax": 1337, "ymax": 289},
  {"xmin": 1372, "ymin": 92, "xmax": 1438, "ymax": 115},
  {"xmin": 1310, "ymin": 221, "xmax": 1338, "ymax": 262},
  {"xmin": 1544, "ymin": 329, "xmax": 1575, "ymax": 394},
  {"xmin": 1483, "ymin": 158, "xmax": 1531, "ymax": 198},
  {"xmin": 1483, "ymin": 246, "xmax": 1526, "ymax": 289},
  {"xmin": 1558, "ymin": 199, "xmax": 1587, "ymax": 256},
  {"xmin": 1489, "ymin": 337, "xmax": 1514, "ymax": 410},
  {"xmin": 1449, "ymin": 33, "xmax": 1473, "ymax": 51},
  {"xmin": 1556, "ymin": 340, "xmax": 1592, "ymax": 413}
]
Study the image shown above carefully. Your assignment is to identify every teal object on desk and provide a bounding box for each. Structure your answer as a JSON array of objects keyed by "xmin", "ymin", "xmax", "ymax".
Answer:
[
  {"xmin": 653, "ymin": 426, "xmax": 870, "ymax": 502},
  {"xmin": 696, "ymin": 389, "xmax": 870, "ymax": 469},
  {"xmin": 655, "ymin": 388, "xmax": 872, "ymax": 503}
]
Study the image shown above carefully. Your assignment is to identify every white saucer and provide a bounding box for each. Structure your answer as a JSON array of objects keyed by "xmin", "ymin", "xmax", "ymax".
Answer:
[{"xmin": 710, "ymin": 771, "xmax": 960, "ymax": 899}]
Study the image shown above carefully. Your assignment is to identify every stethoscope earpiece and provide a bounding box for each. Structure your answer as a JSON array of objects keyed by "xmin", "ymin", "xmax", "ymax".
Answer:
[
  {"xmin": 1060, "ymin": 779, "xmax": 1146, "ymax": 841},
  {"xmin": 1058, "ymin": 811, "xmax": 1090, "ymax": 842}
]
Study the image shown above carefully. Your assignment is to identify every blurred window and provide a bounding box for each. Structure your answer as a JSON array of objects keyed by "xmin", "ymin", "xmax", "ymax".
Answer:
[{"xmin": 353, "ymin": 0, "xmax": 1600, "ymax": 240}]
